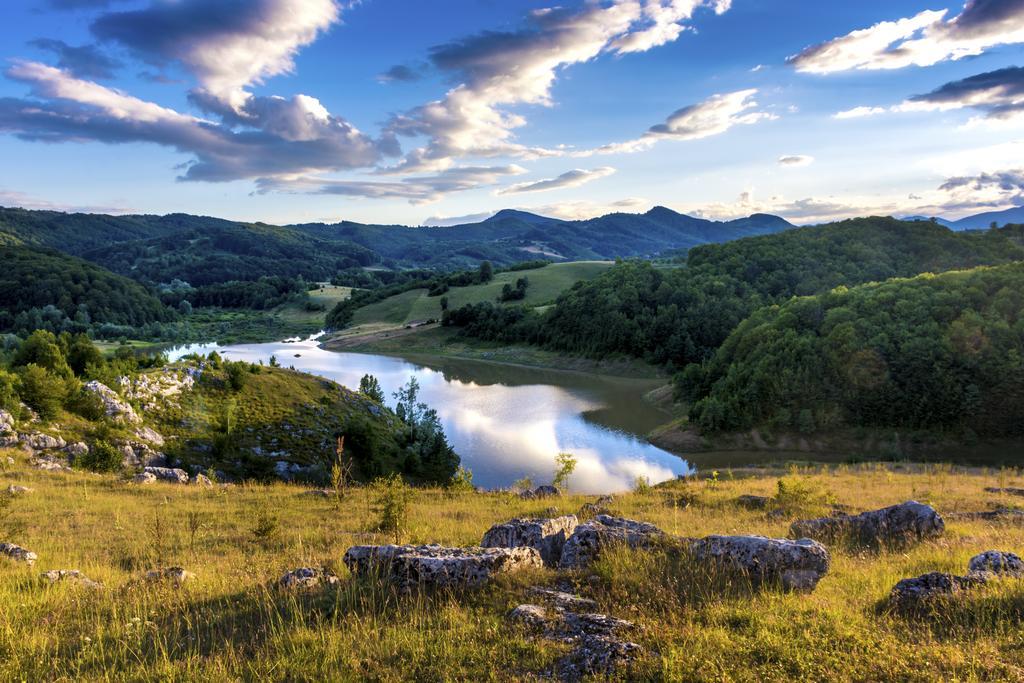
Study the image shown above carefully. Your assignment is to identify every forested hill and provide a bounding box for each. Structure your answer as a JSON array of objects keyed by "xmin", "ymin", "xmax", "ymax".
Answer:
[
  {"xmin": 445, "ymin": 218, "xmax": 1024, "ymax": 368},
  {"xmin": 0, "ymin": 204, "xmax": 792, "ymax": 280},
  {"xmin": 0, "ymin": 245, "xmax": 176, "ymax": 335},
  {"xmin": 681, "ymin": 262, "xmax": 1024, "ymax": 439},
  {"xmin": 294, "ymin": 207, "xmax": 793, "ymax": 268}
]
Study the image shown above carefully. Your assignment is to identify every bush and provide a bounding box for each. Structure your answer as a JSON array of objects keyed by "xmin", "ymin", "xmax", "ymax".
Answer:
[
  {"xmin": 0, "ymin": 369, "xmax": 19, "ymax": 413},
  {"xmin": 75, "ymin": 439, "xmax": 123, "ymax": 473},
  {"xmin": 67, "ymin": 386, "xmax": 106, "ymax": 421},
  {"xmin": 225, "ymin": 361, "xmax": 249, "ymax": 392},
  {"xmin": 16, "ymin": 363, "xmax": 67, "ymax": 420},
  {"xmin": 372, "ymin": 473, "xmax": 412, "ymax": 543}
]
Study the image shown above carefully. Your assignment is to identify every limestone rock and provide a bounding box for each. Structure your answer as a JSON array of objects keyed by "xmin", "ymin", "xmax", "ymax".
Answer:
[
  {"xmin": 343, "ymin": 544, "xmax": 543, "ymax": 590},
  {"xmin": 508, "ymin": 604, "xmax": 549, "ymax": 629},
  {"xmin": 790, "ymin": 500, "xmax": 944, "ymax": 549},
  {"xmin": 84, "ymin": 381, "xmax": 141, "ymax": 425},
  {"xmin": 688, "ymin": 535, "xmax": 830, "ymax": 592},
  {"xmin": 481, "ymin": 515, "xmax": 578, "ymax": 567},
  {"xmin": 278, "ymin": 566, "xmax": 340, "ymax": 590},
  {"xmin": 20, "ymin": 432, "xmax": 66, "ymax": 451},
  {"xmin": 558, "ymin": 635, "xmax": 644, "ymax": 681},
  {"xmin": 193, "ymin": 473, "xmax": 214, "ymax": 487},
  {"xmin": 65, "ymin": 442, "xmax": 89, "ymax": 461},
  {"xmin": 0, "ymin": 542, "xmax": 37, "ymax": 566},
  {"xmin": 134, "ymin": 426, "xmax": 165, "ymax": 447},
  {"xmin": 945, "ymin": 509, "xmax": 1024, "ymax": 522},
  {"xmin": 0, "ymin": 410, "xmax": 13, "ymax": 434},
  {"xmin": 558, "ymin": 515, "xmax": 667, "ymax": 570},
  {"xmin": 529, "ymin": 587, "xmax": 599, "ymax": 612},
  {"xmin": 889, "ymin": 571, "xmax": 987, "ymax": 610},
  {"xmin": 31, "ymin": 455, "xmax": 71, "ymax": 472},
  {"xmin": 145, "ymin": 567, "xmax": 195, "ymax": 585},
  {"xmin": 6, "ymin": 485, "xmax": 32, "ymax": 495},
  {"xmin": 41, "ymin": 569, "xmax": 101, "ymax": 589},
  {"xmin": 133, "ymin": 471, "xmax": 158, "ymax": 484},
  {"xmin": 143, "ymin": 466, "xmax": 189, "ymax": 484},
  {"xmin": 968, "ymin": 550, "xmax": 1024, "ymax": 577},
  {"xmin": 520, "ymin": 484, "xmax": 559, "ymax": 500}
]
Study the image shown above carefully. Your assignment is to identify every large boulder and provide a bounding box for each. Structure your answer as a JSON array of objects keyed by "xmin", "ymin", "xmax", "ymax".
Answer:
[
  {"xmin": 790, "ymin": 501, "xmax": 944, "ymax": 549},
  {"xmin": 143, "ymin": 466, "xmax": 189, "ymax": 484},
  {"xmin": 65, "ymin": 442, "xmax": 89, "ymax": 461},
  {"xmin": 343, "ymin": 544, "xmax": 543, "ymax": 590},
  {"xmin": 84, "ymin": 381, "xmax": 141, "ymax": 425},
  {"xmin": 968, "ymin": 550, "xmax": 1024, "ymax": 577},
  {"xmin": 889, "ymin": 571, "xmax": 987, "ymax": 610},
  {"xmin": 134, "ymin": 426, "xmax": 165, "ymax": 447},
  {"xmin": 559, "ymin": 515, "xmax": 667, "ymax": 570},
  {"xmin": 0, "ymin": 409, "xmax": 14, "ymax": 434},
  {"xmin": 481, "ymin": 515, "xmax": 578, "ymax": 567},
  {"xmin": 0, "ymin": 542, "xmax": 37, "ymax": 566},
  {"xmin": 688, "ymin": 535, "xmax": 830, "ymax": 592},
  {"xmin": 19, "ymin": 432, "xmax": 66, "ymax": 452}
]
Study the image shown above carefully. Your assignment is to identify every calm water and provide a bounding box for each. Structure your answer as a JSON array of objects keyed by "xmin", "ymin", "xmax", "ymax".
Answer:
[{"xmin": 168, "ymin": 337, "xmax": 691, "ymax": 493}]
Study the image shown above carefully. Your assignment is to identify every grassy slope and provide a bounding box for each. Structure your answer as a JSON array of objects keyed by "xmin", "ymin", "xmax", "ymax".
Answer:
[
  {"xmin": 2, "ymin": 462, "xmax": 1024, "ymax": 679},
  {"xmin": 345, "ymin": 262, "xmax": 613, "ymax": 336}
]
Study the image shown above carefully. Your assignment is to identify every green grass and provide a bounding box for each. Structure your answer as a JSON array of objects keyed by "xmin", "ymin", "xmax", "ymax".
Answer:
[
  {"xmin": 346, "ymin": 262, "xmax": 613, "ymax": 335},
  {"xmin": 3, "ymin": 461, "xmax": 1024, "ymax": 679}
]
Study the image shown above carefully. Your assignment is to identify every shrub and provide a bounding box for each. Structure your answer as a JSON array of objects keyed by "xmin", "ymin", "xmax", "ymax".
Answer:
[
  {"xmin": 552, "ymin": 452, "xmax": 577, "ymax": 491},
  {"xmin": 372, "ymin": 473, "xmax": 412, "ymax": 543},
  {"xmin": 67, "ymin": 386, "xmax": 106, "ymax": 421},
  {"xmin": 76, "ymin": 439, "xmax": 123, "ymax": 473},
  {"xmin": 447, "ymin": 466, "xmax": 475, "ymax": 493},
  {"xmin": 16, "ymin": 363, "xmax": 67, "ymax": 420}
]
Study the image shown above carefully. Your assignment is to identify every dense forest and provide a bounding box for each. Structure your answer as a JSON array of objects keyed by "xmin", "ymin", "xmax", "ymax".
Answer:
[
  {"xmin": 445, "ymin": 219, "xmax": 1024, "ymax": 369},
  {"xmin": 680, "ymin": 263, "xmax": 1024, "ymax": 438},
  {"xmin": 0, "ymin": 245, "xmax": 177, "ymax": 337}
]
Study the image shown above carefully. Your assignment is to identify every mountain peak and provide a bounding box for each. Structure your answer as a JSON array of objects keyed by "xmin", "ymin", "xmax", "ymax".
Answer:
[{"xmin": 486, "ymin": 209, "xmax": 555, "ymax": 225}]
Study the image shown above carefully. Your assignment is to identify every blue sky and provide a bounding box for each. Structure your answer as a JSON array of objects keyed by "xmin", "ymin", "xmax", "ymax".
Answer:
[{"xmin": 1, "ymin": 0, "xmax": 1023, "ymax": 226}]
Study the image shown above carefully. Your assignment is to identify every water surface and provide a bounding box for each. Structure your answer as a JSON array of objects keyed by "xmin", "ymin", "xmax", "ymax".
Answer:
[{"xmin": 169, "ymin": 337, "xmax": 690, "ymax": 493}]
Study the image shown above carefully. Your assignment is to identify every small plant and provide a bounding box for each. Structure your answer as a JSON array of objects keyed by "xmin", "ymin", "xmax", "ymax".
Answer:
[
  {"xmin": 0, "ymin": 491, "xmax": 26, "ymax": 539},
  {"xmin": 552, "ymin": 452, "xmax": 577, "ymax": 492},
  {"xmin": 633, "ymin": 475, "xmax": 652, "ymax": 495},
  {"xmin": 75, "ymin": 439, "xmax": 123, "ymax": 473},
  {"xmin": 268, "ymin": 355, "xmax": 279, "ymax": 368},
  {"xmin": 773, "ymin": 476, "xmax": 834, "ymax": 516},
  {"xmin": 372, "ymin": 473, "xmax": 412, "ymax": 544},
  {"xmin": 146, "ymin": 503, "xmax": 172, "ymax": 567},
  {"xmin": 511, "ymin": 476, "xmax": 533, "ymax": 493},
  {"xmin": 329, "ymin": 436, "xmax": 352, "ymax": 508},
  {"xmin": 186, "ymin": 510, "xmax": 207, "ymax": 558},
  {"xmin": 705, "ymin": 470, "xmax": 720, "ymax": 490},
  {"xmin": 250, "ymin": 510, "xmax": 280, "ymax": 548},
  {"xmin": 447, "ymin": 466, "xmax": 475, "ymax": 493}
]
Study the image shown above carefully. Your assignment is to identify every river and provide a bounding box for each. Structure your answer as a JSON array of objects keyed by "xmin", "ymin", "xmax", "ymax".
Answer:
[{"xmin": 168, "ymin": 336, "xmax": 691, "ymax": 493}]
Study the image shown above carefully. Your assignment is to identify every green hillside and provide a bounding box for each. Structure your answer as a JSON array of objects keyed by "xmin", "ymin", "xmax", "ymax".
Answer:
[
  {"xmin": 0, "ymin": 245, "xmax": 176, "ymax": 336},
  {"xmin": 682, "ymin": 262, "xmax": 1024, "ymax": 439},
  {"xmin": 345, "ymin": 261, "xmax": 613, "ymax": 334}
]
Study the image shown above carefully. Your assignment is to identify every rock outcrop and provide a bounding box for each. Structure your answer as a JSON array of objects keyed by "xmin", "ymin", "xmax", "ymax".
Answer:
[
  {"xmin": 118, "ymin": 371, "xmax": 195, "ymax": 412},
  {"xmin": 143, "ymin": 467, "xmax": 189, "ymax": 484},
  {"xmin": 520, "ymin": 484, "xmax": 559, "ymax": 500},
  {"xmin": 735, "ymin": 494, "xmax": 772, "ymax": 510},
  {"xmin": 84, "ymin": 381, "xmax": 141, "ymax": 425},
  {"xmin": 6, "ymin": 485, "xmax": 32, "ymax": 495},
  {"xmin": 0, "ymin": 542, "xmax": 37, "ymax": 566},
  {"xmin": 790, "ymin": 500, "xmax": 944, "ymax": 549},
  {"xmin": 41, "ymin": 569, "xmax": 101, "ymax": 589},
  {"xmin": 968, "ymin": 550, "xmax": 1024, "ymax": 577},
  {"xmin": 343, "ymin": 544, "xmax": 543, "ymax": 590},
  {"xmin": 481, "ymin": 515, "xmax": 578, "ymax": 567},
  {"xmin": 19, "ymin": 432, "xmax": 66, "ymax": 452},
  {"xmin": 278, "ymin": 566, "xmax": 340, "ymax": 590},
  {"xmin": 688, "ymin": 535, "xmax": 830, "ymax": 592},
  {"xmin": 559, "ymin": 515, "xmax": 667, "ymax": 570},
  {"xmin": 133, "ymin": 471, "xmax": 158, "ymax": 485}
]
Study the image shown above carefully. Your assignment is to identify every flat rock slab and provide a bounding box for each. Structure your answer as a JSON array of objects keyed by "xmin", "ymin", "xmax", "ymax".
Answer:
[
  {"xmin": 689, "ymin": 535, "xmax": 830, "ymax": 592},
  {"xmin": 0, "ymin": 542, "xmax": 37, "ymax": 566},
  {"xmin": 482, "ymin": 515, "xmax": 578, "ymax": 567},
  {"xmin": 343, "ymin": 544, "xmax": 543, "ymax": 590},
  {"xmin": 529, "ymin": 587, "xmax": 599, "ymax": 612},
  {"xmin": 558, "ymin": 515, "xmax": 667, "ymax": 570},
  {"xmin": 790, "ymin": 500, "xmax": 944, "ymax": 549},
  {"xmin": 279, "ymin": 566, "xmax": 340, "ymax": 590}
]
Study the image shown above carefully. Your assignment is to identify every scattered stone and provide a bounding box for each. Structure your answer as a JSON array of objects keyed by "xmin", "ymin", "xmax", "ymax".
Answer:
[
  {"xmin": 31, "ymin": 455, "xmax": 71, "ymax": 472},
  {"xmin": 278, "ymin": 566, "xmax": 340, "ymax": 590},
  {"xmin": 520, "ymin": 484, "xmax": 559, "ymax": 500},
  {"xmin": 790, "ymin": 500, "xmax": 944, "ymax": 549},
  {"xmin": 40, "ymin": 569, "xmax": 101, "ymax": 589},
  {"xmin": 0, "ymin": 542, "xmax": 37, "ymax": 566},
  {"xmin": 84, "ymin": 381, "xmax": 141, "ymax": 425},
  {"xmin": 481, "ymin": 515, "xmax": 578, "ymax": 567},
  {"xmin": 558, "ymin": 635, "xmax": 644, "ymax": 681},
  {"xmin": 4, "ymin": 456, "xmax": 14, "ymax": 466},
  {"xmin": 6, "ymin": 485, "xmax": 32, "ymax": 495},
  {"xmin": 735, "ymin": 494, "xmax": 772, "ymax": 510},
  {"xmin": 984, "ymin": 487, "xmax": 1024, "ymax": 497},
  {"xmin": 529, "ymin": 587, "xmax": 599, "ymax": 612},
  {"xmin": 343, "ymin": 544, "xmax": 543, "ymax": 590},
  {"xmin": 144, "ymin": 567, "xmax": 195, "ymax": 585},
  {"xmin": 508, "ymin": 604, "xmax": 549, "ymax": 629},
  {"xmin": 133, "ymin": 471, "xmax": 158, "ymax": 485},
  {"xmin": 65, "ymin": 442, "xmax": 89, "ymax": 461},
  {"xmin": 559, "ymin": 515, "xmax": 667, "ymax": 570},
  {"xmin": 968, "ymin": 550, "xmax": 1024, "ymax": 577},
  {"xmin": 944, "ymin": 509, "xmax": 1024, "ymax": 522},
  {"xmin": 19, "ymin": 432, "xmax": 66, "ymax": 451},
  {"xmin": 688, "ymin": 535, "xmax": 830, "ymax": 592},
  {"xmin": 143, "ymin": 467, "xmax": 189, "ymax": 484},
  {"xmin": 118, "ymin": 371, "xmax": 195, "ymax": 412},
  {"xmin": 192, "ymin": 473, "xmax": 214, "ymax": 487},
  {"xmin": 134, "ymin": 426, "xmax": 165, "ymax": 447},
  {"xmin": 889, "ymin": 571, "xmax": 987, "ymax": 610},
  {"xmin": 0, "ymin": 410, "xmax": 14, "ymax": 434},
  {"xmin": 301, "ymin": 489, "xmax": 334, "ymax": 498}
]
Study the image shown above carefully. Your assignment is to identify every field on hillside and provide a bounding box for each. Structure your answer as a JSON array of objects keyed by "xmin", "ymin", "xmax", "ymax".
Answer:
[
  {"xmin": 4, "ymin": 460, "xmax": 1024, "ymax": 680},
  {"xmin": 345, "ymin": 262, "xmax": 612, "ymax": 336}
]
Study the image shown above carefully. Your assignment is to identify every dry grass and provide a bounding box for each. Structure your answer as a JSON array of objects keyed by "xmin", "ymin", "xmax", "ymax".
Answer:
[{"xmin": 3, "ymin": 454, "xmax": 1024, "ymax": 680}]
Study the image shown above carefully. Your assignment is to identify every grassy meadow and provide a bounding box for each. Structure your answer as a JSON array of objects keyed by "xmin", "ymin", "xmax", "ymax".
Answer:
[{"xmin": 3, "ymin": 457, "xmax": 1024, "ymax": 680}]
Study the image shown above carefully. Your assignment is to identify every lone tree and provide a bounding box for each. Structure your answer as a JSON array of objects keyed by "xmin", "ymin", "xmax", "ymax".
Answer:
[{"xmin": 478, "ymin": 260, "xmax": 494, "ymax": 283}]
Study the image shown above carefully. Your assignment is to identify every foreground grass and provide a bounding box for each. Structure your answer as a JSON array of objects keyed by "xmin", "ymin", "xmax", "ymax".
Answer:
[{"xmin": 3, "ymin": 457, "xmax": 1024, "ymax": 680}]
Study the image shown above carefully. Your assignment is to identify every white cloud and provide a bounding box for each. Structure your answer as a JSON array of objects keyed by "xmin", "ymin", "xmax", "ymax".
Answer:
[
  {"xmin": 496, "ymin": 167, "xmax": 616, "ymax": 195},
  {"xmin": 520, "ymin": 197, "xmax": 651, "ymax": 220},
  {"xmin": 778, "ymin": 154, "xmax": 814, "ymax": 167},
  {"xmin": 833, "ymin": 105, "xmax": 887, "ymax": 119},
  {"xmin": 789, "ymin": 2, "xmax": 1024, "ymax": 74},
  {"xmin": 0, "ymin": 186, "xmax": 130, "ymax": 214}
]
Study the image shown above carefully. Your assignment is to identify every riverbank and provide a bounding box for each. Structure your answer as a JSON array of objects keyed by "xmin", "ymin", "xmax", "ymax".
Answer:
[
  {"xmin": 3, "ymin": 459, "xmax": 1024, "ymax": 680},
  {"xmin": 322, "ymin": 325, "xmax": 668, "ymax": 380}
]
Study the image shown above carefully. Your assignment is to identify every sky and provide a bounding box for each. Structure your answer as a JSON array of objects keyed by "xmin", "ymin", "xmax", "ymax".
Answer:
[{"xmin": 1, "ymin": 0, "xmax": 1024, "ymax": 227}]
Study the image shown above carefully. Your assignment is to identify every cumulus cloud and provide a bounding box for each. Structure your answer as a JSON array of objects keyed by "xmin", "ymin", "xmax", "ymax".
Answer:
[
  {"xmin": 0, "ymin": 186, "xmax": 130, "ymax": 214},
  {"xmin": 789, "ymin": 1, "xmax": 1024, "ymax": 74},
  {"xmin": 579, "ymin": 89, "xmax": 775, "ymax": 156},
  {"xmin": 936, "ymin": 168, "xmax": 1024, "ymax": 209},
  {"xmin": 0, "ymin": 61, "xmax": 380, "ymax": 182},
  {"xmin": 496, "ymin": 166, "xmax": 615, "ymax": 195},
  {"xmin": 255, "ymin": 165, "xmax": 527, "ymax": 204},
  {"xmin": 778, "ymin": 154, "xmax": 814, "ymax": 167},
  {"xmin": 421, "ymin": 211, "xmax": 498, "ymax": 227},
  {"xmin": 383, "ymin": 0, "xmax": 731, "ymax": 173},
  {"xmin": 29, "ymin": 39, "xmax": 122, "ymax": 80},
  {"xmin": 903, "ymin": 65, "xmax": 1024, "ymax": 121},
  {"xmin": 520, "ymin": 197, "xmax": 651, "ymax": 220},
  {"xmin": 834, "ymin": 105, "xmax": 887, "ymax": 119}
]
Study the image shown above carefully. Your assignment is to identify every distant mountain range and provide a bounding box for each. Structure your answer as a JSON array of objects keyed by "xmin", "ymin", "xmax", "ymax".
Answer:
[
  {"xmin": 0, "ymin": 205, "xmax": 793, "ymax": 281},
  {"xmin": 901, "ymin": 206, "xmax": 1024, "ymax": 231}
]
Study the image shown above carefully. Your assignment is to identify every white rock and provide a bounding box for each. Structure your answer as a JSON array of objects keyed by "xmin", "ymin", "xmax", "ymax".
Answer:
[
  {"xmin": 84, "ymin": 381, "xmax": 141, "ymax": 425},
  {"xmin": 40, "ymin": 569, "xmax": 101, "ymax": 589},
  {"xmin": 133, "ymin": 471, "xmax": 158, "ymax": 484},
  {"xmin": 688, "ymin": 535, "xmax": 831, "ymax": 592},
  {"xmin": 558, "ymin": 515, "xmax": 666, "ymax": 570},
  {"xmin": 343, "ymin": 544, "xmax": 543, "ymax": 589},
  {"xmin": 0, "ymin": 542, "xmax": 37, "ymax": 566},
  {"xmin": 144, "ymin": 567, "xmax": 195, "ymax": 585},
  {"xmin": 278, "ymin": 566, "xmax": 340, "ymax": 590},
  {"xmin": 143, "ymin": 467, "xmax": 189, "ymax": 484},
  {"xmin": 481, "ymin": 515, "xmax": 578, "ymax": 567},
  {"xmin": 790, "ymin": 501, "xmax": 944, "ymax": 549}
]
